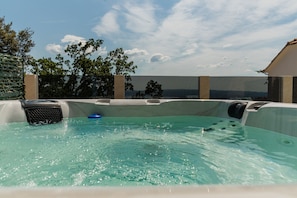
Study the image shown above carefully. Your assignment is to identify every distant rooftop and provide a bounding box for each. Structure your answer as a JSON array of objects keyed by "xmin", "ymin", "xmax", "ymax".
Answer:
[{"xmin": 261, "ymin": 38, "xmax": 297, "ymax": 75}]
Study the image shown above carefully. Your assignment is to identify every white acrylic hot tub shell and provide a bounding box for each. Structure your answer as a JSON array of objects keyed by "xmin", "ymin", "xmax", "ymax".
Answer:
[
  {"xmin": 0, "ymin": 185, "xmax": 296, "ymax": 198},
  {"xmin": 1, "ymin": 99, "xmax": 297, "ymax": 197},
  {"xmin": 1, "ymin": 99, "xmax": 297, "ymax": 136},
  {"xmin": 243, "ymin": 102, "xmax": 297, "ymax": 137}
]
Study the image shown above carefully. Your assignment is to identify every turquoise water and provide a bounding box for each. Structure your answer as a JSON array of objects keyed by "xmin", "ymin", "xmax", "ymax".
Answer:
[{"xmin": 0, "ymin": 116, "xmax": 297, "ymax": 187}]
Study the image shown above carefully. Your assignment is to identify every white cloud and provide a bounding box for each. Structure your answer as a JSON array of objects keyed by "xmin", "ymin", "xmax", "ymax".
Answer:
[
  {"xmin": 181, "ymin": 43, "xmax": 199, "ymax": 56},
  {"xmin": 92, "ymin": 11, "xmax": 120, "ymax": 36},
  {"xmin": 93, "ymin": 1, "xmax": 157, "ymax": 37},
  {"xmin": 223, "ymin": 44, "xmax": 233, "ymax": 49},
  {"xmin": 89, "ymin": 0, "xmax": 297, "ymax": 76},
  {"xmin": 121, "ymin": 1, "xmax": 157, "ymax": 33},
  {"xmin": 150, "ymin": 53, "xmax": 171, "ymax": 63},
  {"xmin": 45, "ymin": 44, "xmax": 63, "ymax": 54},
  {"xmin": 61, "ymin": 35, "xmax": 86, "ymax": 44},
  {"xmin": 46, "ymin": 34, "xmax": 108, "ymax": 56},
  {"xmin": 45, "ymin": 35, "xmax": 87, "ymax": 54},
  {"xmin": 97, "ymin": 46, "xmax": 108, "ymax": 56},
  {"xmin": 124, "ymin": 48, "xmax": 148, "ymax": 56}
]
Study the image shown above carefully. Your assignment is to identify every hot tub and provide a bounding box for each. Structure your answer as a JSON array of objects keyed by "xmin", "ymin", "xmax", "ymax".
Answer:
[{"xmin": 0, "ymin": 99, "xmax": 297, "ymax": 197}]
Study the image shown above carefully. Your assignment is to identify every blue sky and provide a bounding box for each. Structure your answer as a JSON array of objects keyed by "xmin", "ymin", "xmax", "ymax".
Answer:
[{"xmin": 1, "ymin": 0, "xmax": 297, "ymax": 76}]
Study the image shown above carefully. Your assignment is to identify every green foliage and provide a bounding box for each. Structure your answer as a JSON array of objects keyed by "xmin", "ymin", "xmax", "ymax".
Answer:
[
  {"xmin": 0, "ymin": 54, "xmax": 24, "ymax": 100},
  {"xmin": 0, "ymin": 18, "xmax": 18, "ymax": 55},
  {"xmin": 0, "ymin": 17, "xmax": 35, "ymax": 67},
  {"xmin": 145, "ymin": 80, "xmax": 163, "ymax": 98},
  {"xmin": 0, "ymin": 17, "xmax": 139, "ymax": 99},
  {"xmin": 107, "ymin": 48, "xmax": 138, "ymax": 75},
  {"xmin": 32, "ymin": 38, "xmax": 138, "ymax": 98},
  {"xmin": 28, "ymin": 56, "xmax": 68, "ymax": 98}
]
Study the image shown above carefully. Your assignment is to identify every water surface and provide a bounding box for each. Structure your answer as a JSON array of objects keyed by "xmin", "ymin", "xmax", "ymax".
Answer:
[{"xmin": 0, "ymin": 116, "xmax": 296, "ymax": 187}]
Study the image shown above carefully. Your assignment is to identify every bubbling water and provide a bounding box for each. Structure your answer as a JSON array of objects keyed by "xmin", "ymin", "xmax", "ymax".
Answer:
[{"xmin": 0, "ymin": 116, "xmax": 297, "ymax": 186}]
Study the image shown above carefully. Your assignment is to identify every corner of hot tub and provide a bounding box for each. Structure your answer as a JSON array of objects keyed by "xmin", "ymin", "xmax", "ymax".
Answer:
[
  {"xmin": 0, "ymin": 100, "xmax": 27, "ymax": 124},
  {"xmin": 242, "ymin": 101, "xmax": 297, "ymax": 136}
]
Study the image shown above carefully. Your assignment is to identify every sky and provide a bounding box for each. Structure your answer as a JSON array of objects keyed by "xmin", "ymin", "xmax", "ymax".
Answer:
[{"xmin": 1, "ymin": 0, "xmax": 297, "ymax": 76}]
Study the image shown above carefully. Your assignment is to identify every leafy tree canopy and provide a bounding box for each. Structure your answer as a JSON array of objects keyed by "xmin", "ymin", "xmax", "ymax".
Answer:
[
  {"xmin": 30, "ymin": 38, "xmax": 137, "ymax": 98},
  {"xmin": 0, "ymin": 16, "xmax": 139, "ymax": 99},
  {"xmin": 0, "ymin": 17, "xmax": 35, "ymax": 66},
  {"xmin": 145, "ymin": 80, "xmax": 163, "ymax": 98},
  {"xmin": 29, "ymin": 38, "xmax": 137, "ymax": 77}
]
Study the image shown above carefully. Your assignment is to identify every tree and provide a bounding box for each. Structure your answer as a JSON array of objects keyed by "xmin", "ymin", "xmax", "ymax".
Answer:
[
  {"xmin": 29, "ymin": 56, "xmax": 68, "ymax": 98},
  {"xmin": 145, "ymin": 80, "xmax": 163, "ymax": 98},
  {"xmin": 16, "ymin": 28, "xmax": 35, "ymax": 67},
  {"xmin": 0, "ymin": 17, "xmax": 18, "ymax": 55},
  {"xmin": 62, "ymin": 38, "xmax": 137, "ymax": 98},
  {"xmin": 31, "ymin": 38, "xmax": 138, "ymax": 98},
  {"xmin": 0, "ymin": 17, "xmax": 35, "ymax": 67}
]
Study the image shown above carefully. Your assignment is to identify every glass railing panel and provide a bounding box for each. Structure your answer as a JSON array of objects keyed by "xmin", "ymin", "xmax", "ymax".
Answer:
[
  {"xmin": 127, "ymin": 76, "xmax": 199, "ymax": 99},
  {"xmin": 38, "ymin": 75, "xmax": 114, "ymax": 99},
  {"xmin": 37, "ymin": 75, "xmax": 271, "ymax": 100},
  {"xmin": 210, "ymin": 77, "xmax": 268, "ymax": 100}
]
